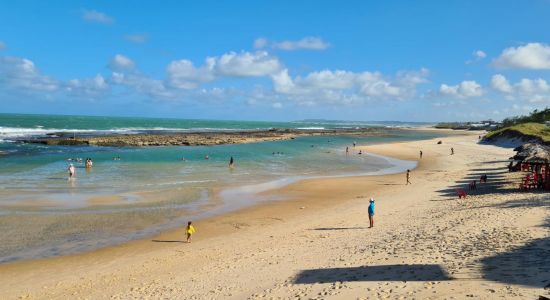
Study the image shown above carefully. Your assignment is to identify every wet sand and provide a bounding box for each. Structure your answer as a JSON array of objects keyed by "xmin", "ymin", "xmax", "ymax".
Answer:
[{"xmin": 0, "ymin": 130, "xmax": 548, "ymax": 299}]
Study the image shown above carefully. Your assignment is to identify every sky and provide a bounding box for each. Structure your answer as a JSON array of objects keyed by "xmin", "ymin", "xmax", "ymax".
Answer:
[{"xmin": 1, "ymin": 1, "xmax": 550, "ymax": 122}]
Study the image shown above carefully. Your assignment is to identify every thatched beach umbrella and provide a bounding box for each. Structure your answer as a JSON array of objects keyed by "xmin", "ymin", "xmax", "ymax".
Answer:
[{"xmin": 512, "ymin": 143, "xmax": 550, "ymax": 162}]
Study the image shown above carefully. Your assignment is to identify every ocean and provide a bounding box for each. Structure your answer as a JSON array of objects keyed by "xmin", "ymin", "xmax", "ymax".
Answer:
[{"xmin": 0, "ymin": 113, "xmax": 440, "ymax": 262}]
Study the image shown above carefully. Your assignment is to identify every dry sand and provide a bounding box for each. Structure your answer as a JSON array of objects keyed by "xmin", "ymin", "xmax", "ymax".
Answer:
[{"xmin": 1, "ymin": 131, "xmax": 549, "ymax": 299}]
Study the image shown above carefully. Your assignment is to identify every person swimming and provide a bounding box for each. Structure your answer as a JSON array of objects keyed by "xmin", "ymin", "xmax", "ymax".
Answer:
[
  {"xmin": 67, "ymin": 163, "xmax": 76, "ymax": 179},
  {"xmin": 229, "ymin": 156, "xmax": 234, "ymax": 167}
]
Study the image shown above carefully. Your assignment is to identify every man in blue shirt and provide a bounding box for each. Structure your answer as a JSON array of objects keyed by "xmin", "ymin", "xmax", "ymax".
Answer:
[{"xmin": 368, "ymin": 198, "xmax": 375, "ymax": 228}]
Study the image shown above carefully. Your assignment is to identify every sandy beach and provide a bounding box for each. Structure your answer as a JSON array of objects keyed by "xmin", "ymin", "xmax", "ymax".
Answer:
[{"xmin": 1, "ymin": 130, "xmax": 548, "ymax": 299}]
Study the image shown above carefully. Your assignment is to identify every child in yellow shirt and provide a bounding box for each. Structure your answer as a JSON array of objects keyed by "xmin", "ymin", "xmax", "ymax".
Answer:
[{"xmin": 186, "ymin": 221, "xmax": 196, "ymax": 243}]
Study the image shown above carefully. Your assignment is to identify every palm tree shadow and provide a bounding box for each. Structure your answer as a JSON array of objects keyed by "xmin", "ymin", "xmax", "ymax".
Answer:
[
  {"xmin": 294, "ymin": 264, "xmax": 451, "ymax": 284},
  {"xmin": 151, "ymin": 240, "xmax": 184, "ymax": 243}
]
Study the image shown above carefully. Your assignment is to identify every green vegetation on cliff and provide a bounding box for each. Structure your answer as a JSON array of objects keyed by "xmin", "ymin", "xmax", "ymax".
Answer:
[{"xmin": 484, "ymin": 122, "xmax": 550, "ymax": 144}]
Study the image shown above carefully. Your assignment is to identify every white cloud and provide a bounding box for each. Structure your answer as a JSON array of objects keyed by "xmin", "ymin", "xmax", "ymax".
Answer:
[
  {"xmin": 254, "ymin": 37, "xmax": 330, "ymax": 51},
  {"xmin": 465, "ymin": 50, "xmax": 487, "ymax": 64},
  {"xmin": 0, "ymin": 56, "xmax": 58, "ymax": 91},
  {"xmin": 108, "ymin": 54, "xmax": 135, "ymax": 71},
  {"xmin": 124, "ymin": 34, "xmax": 149, "ymax": 44},
  {"xmin": 271, "ymin": 68, "xmax": 428, "ymax": 104},
  {"xmin": 516, "ymin": 78, "xmax": 550, "ymax": 94},
  {"xmin": 439, "ymin": 80, "xmax": 483, "ymax": 98},
  {"xmin": 272, "ymin": 102, "xmax": 283, "ymax": 108},
  {"xmin": 166, "ymin": 59, "xmax": 215, "ymax": 89},
  {"xmin": 493, "ymin": 43, "xmax": 550, "ymax": 69},
  {"xmin": 490, "ymin": 74, "xmax": 550, "ymax": 103},
  {"xmin": 271, "ymin": 69, "xmax": 297, "ymax": 94},
  {"xmin": 166, "ymin": 51, "xmax": 282, "ymax": 89},
  {"xmin": 215, "ymin": 51, "xmax": 282, "ymax": 76},
  {"xmin": 66, "ymin": 74, "xmax": 109, "ymax": 97},
  {"xmin": 0, "ymin": 41, "xmax": 6, "ymax": 50},
  {"xmin": 474, "ymin": 50, "xmax": 487, "ymax": 59},
  {"xmin": 82, "ymin": 9, "xmax": 114, "ymax": 25},
  {"xmin": 253, "ymin": 38, "xmax": 268, "ymax": 49},
  {"xmin": 491, "ymin": 74, "xmax": 513, "ymax": 93},
  {"xmin": 296, "ymin": 70, "xmax": 356, "ymax": 90},
  {"xmin": 112, "ymin": 72, "xmax": 173, "ymax": 98}
]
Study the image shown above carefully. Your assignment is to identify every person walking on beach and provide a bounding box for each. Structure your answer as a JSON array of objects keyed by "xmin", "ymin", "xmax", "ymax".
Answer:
[
  {"xmin": 186, "ymin": 221, "xmax": 196, "ymax": 243},
  {"xmin": 67, "ymin": 163, "xmax": 76, "ymax": 179},
  {"xmin": 229, "ymin": 156, "xmax": 234, "ymax": 168},
  {"xmin": 406, "ymin": 169, "xmax": 411, "ymax": 185},
  {"xmin": 419, "ymin": 150, "xmax": 423, "ymax": 159},
  {"xmin": 451, "ymin": 147, "xmax": 454, "ymax": 155},
  {"xmin": 368, "ymin": 198, "xmax": 375, "ymax": 228},
  {"xmin": 346, "ymin": 146, "xmax": 349, "ymax": 155}
]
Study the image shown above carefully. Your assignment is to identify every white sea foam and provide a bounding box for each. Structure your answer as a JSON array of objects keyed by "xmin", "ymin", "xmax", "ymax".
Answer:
[
  {"xmin": 296, "ymin": 127, "xmax": 325, "ymax": 130},
  {"xmin": 0, "ymin": 126, "xmax": 265, "ymax": 142}
]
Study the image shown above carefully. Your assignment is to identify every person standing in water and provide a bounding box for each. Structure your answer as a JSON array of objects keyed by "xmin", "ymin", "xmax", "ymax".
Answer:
[
  {"xmin": 368, "ymin": 198, "xmax": 375, "ymax": 228},
  {"xmin": 346, "ymin": 146, "xmax": 349, "ymax": 155},
  {"xmin": 186, "ymin": 221, "xmax": 196, "ymax": 243},
  {"xmin": 406, "ymin": 169, "xmax": 411, "ymax": 185},
  {"xmin": 68, "ymin": 163, "xmax": 76, "ymax": 179},
  {"xmin": 229, "ymin": 156, "xmax": 234, "ymax": 168}
]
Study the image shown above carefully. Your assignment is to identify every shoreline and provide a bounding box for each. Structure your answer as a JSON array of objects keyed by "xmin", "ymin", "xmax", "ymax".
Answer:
[{"xmin": 1, "ymin": 129, "xmax": 548, "ymax": 299}]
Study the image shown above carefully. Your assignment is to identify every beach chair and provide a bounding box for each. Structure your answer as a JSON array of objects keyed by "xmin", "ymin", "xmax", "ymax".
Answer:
[
  {"xmin": 519, "ymin": 175, "xmax": 531, "ymax": 191},
  {"xmin": 456, "ymin": 189, "xmax": 467, "ymax": 199}
]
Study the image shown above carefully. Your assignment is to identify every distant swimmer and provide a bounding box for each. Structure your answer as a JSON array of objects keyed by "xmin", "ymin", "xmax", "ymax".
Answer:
[
  {"xmin": 406, "ymin": 169, "xmax": 411, "ymax": 185},
  {"xmin": 85, "ymin": 158, "xmax": 93, "ymax": 168},
  {"xmin": 181, "ymin": 157, "xmax": 186, "ymax": 161},
  {"xmin": 68, "ymin": 163, "xmax": 76, "ymax": 179},
  {"xmin": 205, "ymin": 155, "xmax": 209, "ymax": 160},
  {"xmin": 229, "ymin": 156, "xmax": 234, "ymax": 168},
  {"xmin": 353, "ymin": 141, "xmax": 356, "ymax": 147}
]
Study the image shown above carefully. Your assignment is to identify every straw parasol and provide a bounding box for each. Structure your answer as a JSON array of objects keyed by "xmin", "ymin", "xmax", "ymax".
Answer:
[{"xmin": 512, "ymin": 143, "xmax": 550, "ymax": 163}]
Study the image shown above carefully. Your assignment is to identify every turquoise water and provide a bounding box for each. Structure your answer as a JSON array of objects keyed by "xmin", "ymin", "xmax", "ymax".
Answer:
[
  {"xmin": 0, "ymin": 113, "xmax": 433, "ymax": 141},
  {"xmin": 0, "ymin": 113, "xmax": 442, "ymax": 262},
  {"xmin": 0, "ymin": 113, "xmax": 437, "ymax": 211}
]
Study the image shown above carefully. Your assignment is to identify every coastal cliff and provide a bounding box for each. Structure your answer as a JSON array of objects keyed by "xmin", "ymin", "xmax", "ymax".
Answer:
[{"xmin": 482, "ymin": 123, "xmax": 550, "ymax": 147}]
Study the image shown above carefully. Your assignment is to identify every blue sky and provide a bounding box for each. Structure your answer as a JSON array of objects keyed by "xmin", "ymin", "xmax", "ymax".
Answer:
[{"xmin": 1, "ymin": 1, "xmax": 550, "ymax": 122}]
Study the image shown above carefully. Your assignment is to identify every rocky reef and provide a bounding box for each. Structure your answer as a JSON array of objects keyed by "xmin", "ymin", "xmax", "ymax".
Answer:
[{"xmin": 19, "ymin": 128, "xmax": 393, "ymax": 147}]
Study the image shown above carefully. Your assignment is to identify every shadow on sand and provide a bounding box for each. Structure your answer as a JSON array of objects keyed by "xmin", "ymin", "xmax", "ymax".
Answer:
[
  {"xmin": 151, "ymin": 240, "xmax": 183, "ymax": 243},
  {"xmin": 480, "ymin": 197, "xmax": 550, "ymax": 288},
  {"xmin": 294, "ymin": 264, "xmax": 451, "ymax": 284},
  {"xmin": 311, "ymin": 227, "xmax": 369, "ymax": 231},
  {"xmin": 438, "ymin": 158, "xmax": 550, "ymax": 289}
]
